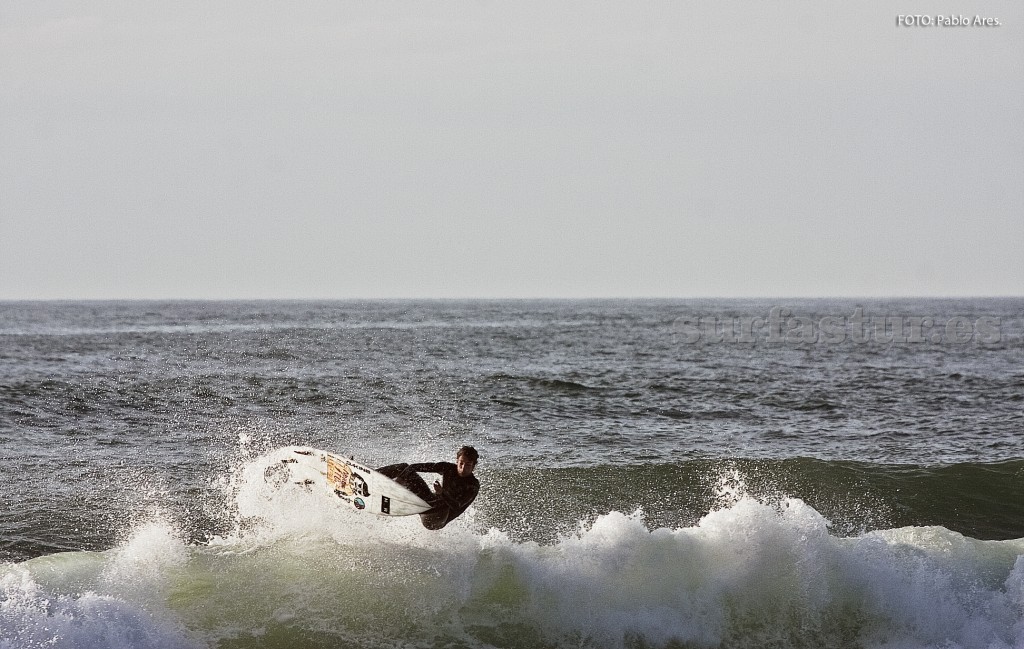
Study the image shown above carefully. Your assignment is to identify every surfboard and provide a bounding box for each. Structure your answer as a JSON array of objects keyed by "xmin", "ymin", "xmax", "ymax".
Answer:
[{"xmin": 266, "ymin": 446, "xmax": 432, "ymax": 516}]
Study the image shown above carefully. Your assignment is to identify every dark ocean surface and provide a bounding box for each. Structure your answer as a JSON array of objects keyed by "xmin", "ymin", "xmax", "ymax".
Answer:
[{"xmin": 1, "ymin": 299, "xmax": 1022, "ymax": 648}]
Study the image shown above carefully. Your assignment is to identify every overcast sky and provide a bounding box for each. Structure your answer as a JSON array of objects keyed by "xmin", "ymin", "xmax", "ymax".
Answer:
[{"xmin": 1, "ymin": 1, "xmax": 1021, "ymax": 299}]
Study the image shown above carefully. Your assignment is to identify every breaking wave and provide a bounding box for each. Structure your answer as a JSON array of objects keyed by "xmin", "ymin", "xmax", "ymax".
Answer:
[{"xmin": 2, "ymin": 449, "xmax": 1023, "ymax": 649}]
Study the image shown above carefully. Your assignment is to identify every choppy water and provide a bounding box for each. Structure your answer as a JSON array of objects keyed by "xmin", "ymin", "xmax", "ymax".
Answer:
[{"xmin": 1, "ymin": 299, "xmax": 1022, "ymax": 648}]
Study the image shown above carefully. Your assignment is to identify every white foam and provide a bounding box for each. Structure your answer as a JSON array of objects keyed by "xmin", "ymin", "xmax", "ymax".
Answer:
[
  {"xmin": 1, "ymin": 560, "xmax": 199, "ymax": 649},
  {"xmin": 463, "ymin": 498, "xmax": 1024, "ymax": 649},
  {"xmin": 197, "ymin": 447, "xmax": 1024, "ymax": 648},
  {"xmin": 7, "ymin": 450, "xmax": 1021, "ymax": 649}
]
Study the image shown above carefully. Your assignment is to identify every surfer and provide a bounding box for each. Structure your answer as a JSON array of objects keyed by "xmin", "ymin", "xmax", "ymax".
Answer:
[{"xmin": 377, "ymin": 446, "xmax": 480, "ymax": 530}]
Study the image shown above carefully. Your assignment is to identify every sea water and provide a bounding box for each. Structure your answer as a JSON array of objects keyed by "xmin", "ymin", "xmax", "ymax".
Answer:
[{"xmin": 1, "ymin": 299, "xmax": 1022, "ymax": 648}]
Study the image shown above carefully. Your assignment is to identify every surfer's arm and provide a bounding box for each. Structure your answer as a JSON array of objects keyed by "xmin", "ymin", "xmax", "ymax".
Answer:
[
  {"xmin": 406, "ymin": 462, "xmax": 451, "ymax": 475},
  {"xmin": 405, "ymin": 462, "xmax": 476, "ymax": 513},
  {"xmin": 403, "ymin": 463, "xmax": 450, "ymax": 500}
]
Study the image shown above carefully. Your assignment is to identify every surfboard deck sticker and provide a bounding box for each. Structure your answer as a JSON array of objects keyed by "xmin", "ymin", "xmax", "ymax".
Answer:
[{"xmin": 268, "ymin": 446, "xmax": 432, "ymax": 516}]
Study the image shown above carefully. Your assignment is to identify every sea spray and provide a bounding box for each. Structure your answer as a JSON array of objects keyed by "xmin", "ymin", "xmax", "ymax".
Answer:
[
  {"xmin": 1, "ymin": 519, "xmax": 199, "ymax": 649},
  {"xmin": 4, "ymin": 448, "xmax": 1023, "ymax": 649}
]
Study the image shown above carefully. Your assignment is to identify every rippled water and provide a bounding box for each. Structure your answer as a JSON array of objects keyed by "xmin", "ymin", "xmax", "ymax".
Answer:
[{"xmin": 1, "ymin": 299, "xmax": 1022, "ymax": 648}]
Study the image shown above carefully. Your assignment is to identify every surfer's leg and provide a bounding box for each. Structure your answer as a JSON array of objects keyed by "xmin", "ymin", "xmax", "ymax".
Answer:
[
  {"xmin": 419, "ymin": 510, "xmax": 449, "ymax": 530},
  {"xmin": 376, "ymin": 463, "xmax": 409, "ymax": 480},
  {"xmin": 378, "ymin": 464, "xmax": 446, "ymax": 528},
  {"xmin": 401, "ymin": 473, "xmax": 435, "ymax": 503},
  {"xmin": 376, "ymin": 463, "xmax": 436, "ymax": 503}
]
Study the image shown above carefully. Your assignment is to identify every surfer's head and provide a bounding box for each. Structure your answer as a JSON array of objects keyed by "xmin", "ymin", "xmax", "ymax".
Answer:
[{"xmin": 456, "ymin": 446, "xmax": 478, "ymax": 477}]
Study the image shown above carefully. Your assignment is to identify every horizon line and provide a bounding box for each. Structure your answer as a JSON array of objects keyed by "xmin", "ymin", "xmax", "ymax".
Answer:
[{"xmin": 1, "ymin": 294, "xmax": 1022, "ymax": 303}]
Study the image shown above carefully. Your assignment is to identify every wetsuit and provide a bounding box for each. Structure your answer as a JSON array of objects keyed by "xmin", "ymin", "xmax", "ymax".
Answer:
[{"xmin": 377, "ymin": 462, "xmax": 479, "ymax": 530}]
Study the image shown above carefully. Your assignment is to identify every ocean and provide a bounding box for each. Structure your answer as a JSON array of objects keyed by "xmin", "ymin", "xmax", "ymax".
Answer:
[{"xmin": 1, "ymin": 298, "xmax": 1022, "ymax": 649}]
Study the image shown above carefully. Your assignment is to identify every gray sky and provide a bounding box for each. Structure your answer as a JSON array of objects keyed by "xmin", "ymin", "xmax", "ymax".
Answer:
[{"xmin": 1, "ymin": 1, "xmax": 1021, "ymax": 299}]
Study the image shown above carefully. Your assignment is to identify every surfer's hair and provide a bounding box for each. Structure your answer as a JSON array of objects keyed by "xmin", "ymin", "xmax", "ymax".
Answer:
[{"xmin": 457, "ymin": 446, "xmax": 479, "ymax": 463}]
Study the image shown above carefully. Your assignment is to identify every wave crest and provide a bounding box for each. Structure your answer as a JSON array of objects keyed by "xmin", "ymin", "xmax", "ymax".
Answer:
[{"xmin": 4, "ymin": 449, "xmax": 1023, "ymax": 649}]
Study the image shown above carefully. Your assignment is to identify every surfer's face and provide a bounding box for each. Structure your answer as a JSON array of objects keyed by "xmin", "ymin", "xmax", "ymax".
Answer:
[{"xmin": 456, "ymin": 455, "xmax": 476, "ymax": 477}]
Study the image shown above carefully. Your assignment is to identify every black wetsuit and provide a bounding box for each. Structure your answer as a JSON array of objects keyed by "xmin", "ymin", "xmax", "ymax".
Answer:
[{"xmin": 377, "ymin": 462, "xmax": 479, "ymax": 530}]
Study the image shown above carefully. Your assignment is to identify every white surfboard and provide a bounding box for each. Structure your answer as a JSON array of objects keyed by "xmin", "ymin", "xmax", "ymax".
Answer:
[{"xmin": 266, "ymin": 446, "xmax": 432, "ymax": 516}]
